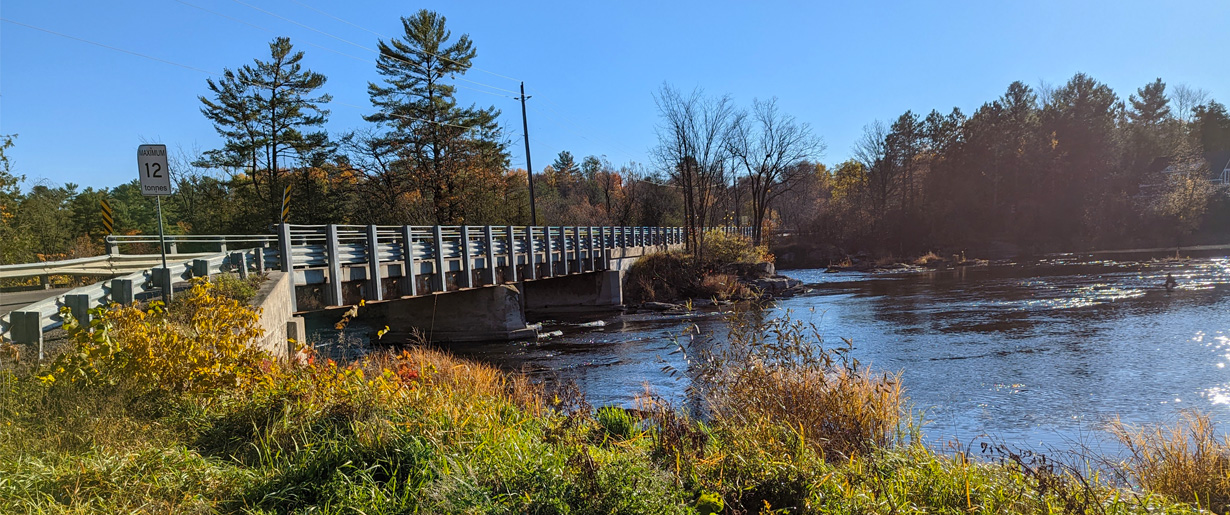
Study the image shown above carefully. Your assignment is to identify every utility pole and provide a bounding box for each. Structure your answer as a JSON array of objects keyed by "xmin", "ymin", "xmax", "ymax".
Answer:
[{"xmin": 519, "ymin": 82, "xmax": 538, "ymax": 225}]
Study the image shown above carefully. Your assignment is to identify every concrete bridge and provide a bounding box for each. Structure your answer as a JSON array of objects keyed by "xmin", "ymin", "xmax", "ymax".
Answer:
[{"xmin": 1, "ymin": 225, "xmax": 702, "ymax": 360}]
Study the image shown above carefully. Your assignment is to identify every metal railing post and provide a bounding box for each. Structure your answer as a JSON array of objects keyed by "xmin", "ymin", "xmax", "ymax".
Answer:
[
  {"xmin": 505, "ymin": 225, "xmax": 518, "ymax": 283},
  {"xmin": 484, "ymin": 225, "xmax": 497, "ymax": 285},
  {"xmin": 401, "ymin": 225, "xmax": 417, "ymax": 296},
  {"xmin": 325, "ymin": 224, "xmax": 343, "ymax": 306},
  {"xmin": 544, "ymin": 226, "xmax": 555, "ymax": 278},
  {"xmin": 526, "ymin": 226, "xmax": 538, "ymax": 280},
  {"xmin": 433, "ymin": 225, "xmax": 447, "ymax": 292},
  {"xmin": 559, "ymin": 226, "xmax": 570, "ymax": 275},
  {"xmin": 366, "ymin": 225, "xmax": 383, "ymax": 301},
  {"xmin": 460, "ymin": 226, "xmax": 474, "ymax": 289}
]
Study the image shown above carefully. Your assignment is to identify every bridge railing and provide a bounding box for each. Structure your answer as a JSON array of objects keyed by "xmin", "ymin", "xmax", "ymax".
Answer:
[{"xmin": 273, "ymin": 224, "xmax": 687, "ymax": 310}]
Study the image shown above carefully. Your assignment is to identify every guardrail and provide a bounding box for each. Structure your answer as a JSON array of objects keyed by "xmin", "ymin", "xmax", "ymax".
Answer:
[{"xmin": 0, "ymin": 249, "xmax": 263, "ymax": 360}]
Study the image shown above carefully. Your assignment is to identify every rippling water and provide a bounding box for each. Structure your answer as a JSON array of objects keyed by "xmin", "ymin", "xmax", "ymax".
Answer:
[
  {"xmin": 449, "ymin": 257, "xmax": 1230, "ymax": 449},
  {"xmin": 313, "ymin": 256, "xmax": 1230, "ymax": 452}
]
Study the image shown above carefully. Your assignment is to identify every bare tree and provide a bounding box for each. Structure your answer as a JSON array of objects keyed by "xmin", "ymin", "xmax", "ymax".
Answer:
[
  {"xmin": 1171, "ymin": 84, "xmax": 1211, "ymax": 124},
  {"xmin": 652, "ymin": 84, "xmax": 737, "ymax": 256},
  {"xmin": 339, "ymin": 128, "xmax": 427, "ymax": 224},
  {"xmin": 853, "ymin": 121, "xmax": 893, "ymax": 212},
  {"xmin": 728, "ymin": 97, "xmax": 824, "ymax": 244}
]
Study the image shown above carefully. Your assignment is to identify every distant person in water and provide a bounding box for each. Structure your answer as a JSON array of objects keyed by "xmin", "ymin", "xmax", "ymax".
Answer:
[{"xmin": 1164, "ymin": 273, "xmax": 1178, "ymax": 292}]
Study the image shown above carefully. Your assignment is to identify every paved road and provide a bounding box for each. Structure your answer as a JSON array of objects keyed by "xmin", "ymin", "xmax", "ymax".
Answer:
[{"xmin": 0, "ymin": 288, "xmax": 71, "ymax": 317}]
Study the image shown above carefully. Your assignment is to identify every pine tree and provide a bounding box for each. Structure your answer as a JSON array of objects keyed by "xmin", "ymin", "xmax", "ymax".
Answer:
[
  {"xmin": 366, "ymin": 10, "xmax": 504, "ymax": 224},
  {"xmin": 1128, "ymin": 78, "xmax": 1171, "ymax": 126},
  {"xmin": 199, "ymin": 37, "xmax": 331, "ymax": 225}
]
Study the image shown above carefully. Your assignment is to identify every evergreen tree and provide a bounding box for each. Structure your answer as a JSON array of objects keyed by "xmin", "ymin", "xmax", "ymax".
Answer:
[
  {"xmin": 1128, "ymin": 78, "xmax": 1171, "ymax": 126},
  {"xmin": 199, "ymin": 37, "xmax": 331, "ymax": 226},
  {"xmin": 366, "ymin": 10, "xmax": 505, "ymax": 224}
]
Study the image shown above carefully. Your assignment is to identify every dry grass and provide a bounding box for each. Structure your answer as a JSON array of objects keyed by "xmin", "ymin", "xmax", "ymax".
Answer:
[
  {"xmin": 914, "ymin": 251, "xmax": 944, "ymax": 266},
  {"xmin": 1110, "ymin": 410, "xmax": 1230, "ymax": 511},
  {"xmin": 691, "ymin": 313, "xmax": 904, "ymax": 460}
]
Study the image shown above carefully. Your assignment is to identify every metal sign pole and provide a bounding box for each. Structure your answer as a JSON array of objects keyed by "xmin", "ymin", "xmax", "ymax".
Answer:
[{"xmin": 156, "ymin": 195, "xmax": 169, "ymax": 304}]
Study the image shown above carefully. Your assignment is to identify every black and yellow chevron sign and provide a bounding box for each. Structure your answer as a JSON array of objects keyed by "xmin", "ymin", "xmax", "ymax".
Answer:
[
  {"xmin": 281, "ymin": 184, "xmax": 292, "ymax": 222},
  {"xmin": 100, "ymin": 199, "xmax": 114, "ymax": 234}
]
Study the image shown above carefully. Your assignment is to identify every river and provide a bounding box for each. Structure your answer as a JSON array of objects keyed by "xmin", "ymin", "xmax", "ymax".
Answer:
[{"xmin": 311, "ymin": 256, "xmax": 1230, "ymax": 452}]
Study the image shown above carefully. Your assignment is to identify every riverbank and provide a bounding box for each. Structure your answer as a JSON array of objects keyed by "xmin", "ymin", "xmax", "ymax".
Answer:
[{"xmin": 2, "ymin": 279, "xmax": 1226, "ymax": 513}]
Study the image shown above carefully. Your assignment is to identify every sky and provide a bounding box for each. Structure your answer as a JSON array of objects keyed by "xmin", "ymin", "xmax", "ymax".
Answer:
[{"xmin": 2, "ymin": 0, "xmax": 1229, "ymax": 190}]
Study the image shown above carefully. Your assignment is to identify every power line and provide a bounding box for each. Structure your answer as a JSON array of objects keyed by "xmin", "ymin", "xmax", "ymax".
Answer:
[
  {"xmin": 1, "ymin": 18, "xmax": 218, "ymax": 75},
  {"xmin": 283, "ymin": 0, "xmax": 523, "ymax": 84},
  {"xmin": 173, "ymin": 0, "xmax": 371, "ymax": 64},
  {"xmin": 2, "ymin": 18, "xmax": 481, "ymax": 133},
  {"xmin": 229, "ymin": 0, "xmax": 520, "ymax": 96}
]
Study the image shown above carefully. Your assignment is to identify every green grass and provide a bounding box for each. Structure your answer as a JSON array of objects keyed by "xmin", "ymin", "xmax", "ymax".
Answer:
[{"xmin": 0, "ymin": 296, "xmax": 1219, "ymax": 514}]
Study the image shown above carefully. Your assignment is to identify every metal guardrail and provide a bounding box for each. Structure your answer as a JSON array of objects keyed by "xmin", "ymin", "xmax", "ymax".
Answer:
[{"xmin": 0, "ymin": 249, "xmax": 261, "ymax": 359}]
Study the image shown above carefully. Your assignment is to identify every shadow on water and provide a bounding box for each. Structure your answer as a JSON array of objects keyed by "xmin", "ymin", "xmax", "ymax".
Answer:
[{"xmin": 305, "ymin": 256, "xmax": 1230, "ymax": 453}]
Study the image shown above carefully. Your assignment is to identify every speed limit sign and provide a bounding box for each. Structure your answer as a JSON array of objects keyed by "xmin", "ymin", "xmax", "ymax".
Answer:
[{"xmin": 137, "ymin": 144, "xmax": 171, "ymax": 196}]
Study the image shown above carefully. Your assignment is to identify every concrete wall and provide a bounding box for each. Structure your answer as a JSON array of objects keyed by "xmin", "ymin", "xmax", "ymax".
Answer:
[
  {"xmin": 250, "ymin": 271, "xmax": 298, "ymax": 359},
  {"xmin": 361, "ymin": 284, "xmax": 535, "ymax": 342},
  {"xmin": 521, "ymin": 270, "xmax": 622, "ymax": 314}
]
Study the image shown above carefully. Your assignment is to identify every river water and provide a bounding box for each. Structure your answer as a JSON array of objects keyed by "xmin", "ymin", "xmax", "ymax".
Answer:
[{"xmin": 312, "ymin": 256, "xmax": 1230, "ymax": 452}]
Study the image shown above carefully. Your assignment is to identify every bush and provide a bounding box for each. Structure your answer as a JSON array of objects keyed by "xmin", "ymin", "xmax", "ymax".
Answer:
[
  {"xmin": 43, "ymin": 278, "xmax": 268, "ymax": 395},
  {"xmin": 209, "ymin": 272, "xmax": 266, "ymax": 304},
  {"xmin": 700, "ymin": 229, "xmax": 772, "ymax": 265}
]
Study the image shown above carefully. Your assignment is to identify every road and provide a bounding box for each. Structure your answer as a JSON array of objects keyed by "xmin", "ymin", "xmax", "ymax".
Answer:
[{"xmin": 0, "ymin": 288, "xmax": 71, "ymax": 317}]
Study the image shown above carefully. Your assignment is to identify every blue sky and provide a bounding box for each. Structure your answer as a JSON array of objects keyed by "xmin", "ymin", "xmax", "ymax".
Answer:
[{"xmin": 2, "ymin": 0, "xmax": 1228, "ymax": 189}]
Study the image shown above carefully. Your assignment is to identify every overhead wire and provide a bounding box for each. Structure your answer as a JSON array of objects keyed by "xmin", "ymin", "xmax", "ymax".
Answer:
[
  {"xmin": 283, "ymin": 0, "xmax": 523, "ymax": 83},
  {"xmin": 229, "ymin": 0, "xmax": 520, "ymax": 96},
  {"xmin": 173, "ymin": 0, "xmax": 371, "ymax": 64},
  {"xmin": 0, "ymin": 18, "xmax": 482, "ymax": 133}
]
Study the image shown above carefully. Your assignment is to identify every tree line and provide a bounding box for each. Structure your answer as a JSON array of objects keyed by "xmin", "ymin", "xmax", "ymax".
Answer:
[{"xmin": 1, "ymin": 9, "xmax": 1228, "ymax": 265}]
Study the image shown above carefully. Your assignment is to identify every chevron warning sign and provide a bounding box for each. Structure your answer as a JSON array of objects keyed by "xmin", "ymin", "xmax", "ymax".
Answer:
[
  {"xmin": 281, "ymin": 184, "xmax": 292, "ymax": 222},
  {"xmin": 100, "ymin": 199, "xmax": 114, "ymax": 234}
]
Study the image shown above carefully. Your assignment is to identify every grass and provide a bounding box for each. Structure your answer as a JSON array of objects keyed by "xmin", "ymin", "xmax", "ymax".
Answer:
[{"xmin": 0, "ymin": 284, "xmax": 1222, "ymax": 513}]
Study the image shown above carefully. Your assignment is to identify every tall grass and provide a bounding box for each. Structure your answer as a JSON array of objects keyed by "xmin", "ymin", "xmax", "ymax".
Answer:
[{"xmin": 1110, "ymin": 410, "xmax": 1230, "ymax": 511}]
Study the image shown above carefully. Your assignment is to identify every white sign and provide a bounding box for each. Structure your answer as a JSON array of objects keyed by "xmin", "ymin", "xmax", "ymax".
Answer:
[{"xmin": 137, "ymin": 144, "xmax": 171, "ymax": 196}]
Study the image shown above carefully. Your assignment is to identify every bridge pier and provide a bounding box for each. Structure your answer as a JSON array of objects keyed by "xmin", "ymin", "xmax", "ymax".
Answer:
[
  {"xmin": 522, "ymin": 270, "xmax": 623, "ymax": 315},
  {"xmin": 361, "ymin": 284, "xmax": 536, "ymax": 342}
]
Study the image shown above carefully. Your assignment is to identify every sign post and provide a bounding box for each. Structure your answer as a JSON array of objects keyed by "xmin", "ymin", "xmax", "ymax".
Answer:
[{"xmin": 138, "ymin": 144, "xmax": 172, "ymax": 303}]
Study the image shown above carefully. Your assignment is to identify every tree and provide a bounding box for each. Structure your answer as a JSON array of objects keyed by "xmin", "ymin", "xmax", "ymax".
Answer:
[
  {"xmin": 1193, "ymin": 101, "xmax": 1230, "ymax": 153},
  {"xmin": 1128, "ymin": 78, "xmax": 1171, "ymax": 126},
  {"xmin": 1171, "ymin": 84, "xmax": 1210, "ymax": 124},
  {"xmin": 199, "ymin": 37, "xmax": 331, "ymax": 226},
  {"xmin": 366, "ymin": 9, "xmax": 506, "ymax": 224},
  {"xmin": 652, "ymin": 84, "xmax": 737, "ymax": 256},
  {"xmin": 728, "ymin": 97, "xmax": 823, "ymax": 244},
  {"xmin": 1154, "ymin": 141, "xmax": 1215, "ymax": 244}
]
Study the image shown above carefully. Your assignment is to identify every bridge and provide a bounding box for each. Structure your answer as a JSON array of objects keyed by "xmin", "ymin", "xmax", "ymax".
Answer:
[{"xmin": 1, "ymin": 224, "xmax": 704, "ymax": 360}]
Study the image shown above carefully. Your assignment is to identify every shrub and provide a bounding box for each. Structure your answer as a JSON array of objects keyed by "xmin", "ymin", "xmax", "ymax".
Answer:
[
  {"xmin": 701, "ymin": 229, "xmax": 772, "ymax": 265},
  {"xmin": 43, "ymin": 278, "xmax": 268, "ymax": 395},
  {"xmin": 210, "ymin": 272, "xmax": 266, "ymax": 304},
  {"xmin": 595, "ymin": 405, "xmax": 638, "ymax": 441}
]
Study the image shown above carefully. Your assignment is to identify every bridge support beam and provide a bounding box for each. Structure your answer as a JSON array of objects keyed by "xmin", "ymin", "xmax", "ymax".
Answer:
[
  {"xmin": 362, "ymin": 284, "xmax": 535, "ymax": 342},
  {"xmin": 522, "ymin": 270, "xmax": 623, "ymax": 315}
]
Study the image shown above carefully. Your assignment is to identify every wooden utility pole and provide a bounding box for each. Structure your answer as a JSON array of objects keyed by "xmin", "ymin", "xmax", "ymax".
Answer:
[{"xmin": 519, "ymin": 82, "xmax": 538, "ymax": 225}]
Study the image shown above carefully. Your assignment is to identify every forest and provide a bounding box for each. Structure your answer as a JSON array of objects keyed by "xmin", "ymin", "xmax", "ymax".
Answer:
[{"xmin": 1, "ymin": 9, "xmax": 1228, "ymax": 266}]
